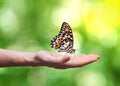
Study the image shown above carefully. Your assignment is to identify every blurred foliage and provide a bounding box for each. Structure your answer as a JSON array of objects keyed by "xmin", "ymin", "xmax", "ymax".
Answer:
[{"xmin": 0, "ymin": 0, "xmax": 120, "ymax": 86}]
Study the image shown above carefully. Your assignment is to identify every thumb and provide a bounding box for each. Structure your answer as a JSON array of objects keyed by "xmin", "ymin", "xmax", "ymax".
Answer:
[{"xmin": 54, "ymin": 55, "xmax": 70, "ymax": 63}]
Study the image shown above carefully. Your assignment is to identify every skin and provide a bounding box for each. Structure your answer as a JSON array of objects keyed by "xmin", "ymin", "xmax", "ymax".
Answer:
[{"xmin": 0, "ymin": 49, "xmax": 100, "ymax": 69}]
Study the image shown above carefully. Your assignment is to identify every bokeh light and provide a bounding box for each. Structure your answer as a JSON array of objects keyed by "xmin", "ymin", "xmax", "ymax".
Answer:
[{"xmin": 0, "ymin": 0, "xmax": 120, "ymax": 86}]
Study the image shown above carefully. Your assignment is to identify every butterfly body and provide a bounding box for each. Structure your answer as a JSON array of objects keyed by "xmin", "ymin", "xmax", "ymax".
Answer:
[{"xmin": 50, "ymin": 22, "xmax": 75, "ymax": 54}]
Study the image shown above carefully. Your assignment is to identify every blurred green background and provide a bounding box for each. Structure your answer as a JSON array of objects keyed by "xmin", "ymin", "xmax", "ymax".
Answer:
[{"xmin": 0, "ymin": 0, "xmax": 120, "ymax": 86}]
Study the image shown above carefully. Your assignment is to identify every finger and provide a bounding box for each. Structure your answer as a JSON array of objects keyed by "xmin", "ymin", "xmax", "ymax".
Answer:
[
  {"xmin": 88, "ymin": 54, "xmax": 100, "ymax": 61},
  {"xmin": 77, "ymin": 54, "xmax": 100, "ymax": 65},
  {"xmin": 59, "ymin": 54, "xmax": 100, "ymax": 68},
  {"xmin": 55, "ymin": 55, "xmax": 70, "ymax": 63},
  {"xmin": 47, "ymin": 55, "xmax": 70, "ymax": 64},
  {"xmin": 46, "ymin": 51, "xmax": 70, "ymax": 63},
  {"xmin": 37, "ymin": 51, "xmax": 70, "ymax": 63}
]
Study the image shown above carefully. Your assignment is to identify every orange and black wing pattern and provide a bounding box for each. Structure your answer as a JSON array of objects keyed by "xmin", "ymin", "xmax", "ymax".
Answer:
[{"xmin": 50, "ymin": 22, "xmax": 75, "ymax": 53}]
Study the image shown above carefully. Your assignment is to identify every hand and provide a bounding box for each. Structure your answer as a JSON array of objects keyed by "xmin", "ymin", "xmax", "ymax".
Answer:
[{"xmin": 33, "ymin": 51, "xmax": 100, "ymax": 69}]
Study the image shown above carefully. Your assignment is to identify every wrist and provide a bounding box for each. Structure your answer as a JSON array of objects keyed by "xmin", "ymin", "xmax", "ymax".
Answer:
[
  {"xmin": 23, "ymin": 52, "xmax": 38, "ymax": 66},
  {"xmin": 24, "ymin": 51, "xmax": 46, "ymax": 67}
]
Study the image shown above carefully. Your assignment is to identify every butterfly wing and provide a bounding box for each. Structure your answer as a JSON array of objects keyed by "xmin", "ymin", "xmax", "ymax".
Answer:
[
  {"xmin": 50, "ymin": 22, "xmax": 75, "ymax": 53},
  {"xmin": 50, "ymin": 34, "xmax": 64, "ymax": 49},
  {"xmin": 60, "ymin": 22, "xmax": 74, "ymax": 47}
]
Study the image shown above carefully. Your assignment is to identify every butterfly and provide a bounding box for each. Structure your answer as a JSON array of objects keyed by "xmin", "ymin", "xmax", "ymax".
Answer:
[{"xmin": 50, "ymin": 22, "xmax": 75, "ymax": 53}]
